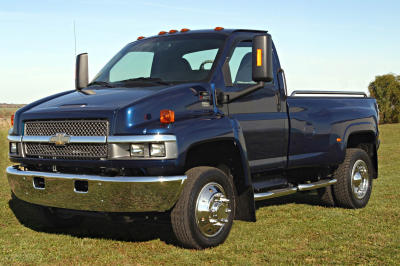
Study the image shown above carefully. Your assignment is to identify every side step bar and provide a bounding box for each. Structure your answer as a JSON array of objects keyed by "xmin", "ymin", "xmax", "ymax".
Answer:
[
  {"xmin": 254, "ymin": 179, "xmax": 337, "ymax": 201},
  {"xmin": 254, "ymin": 187, "xmax": 297, "ymax": 201},
  {"xmin": 297, "ymin": 179, "xmax": 337, "ymax": 191}
]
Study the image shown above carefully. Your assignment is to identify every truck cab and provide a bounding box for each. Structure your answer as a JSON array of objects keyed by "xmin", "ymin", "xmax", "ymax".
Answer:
[{"xmin": 7, "ymin": 28, "xmax": 379, "ymax": 249}]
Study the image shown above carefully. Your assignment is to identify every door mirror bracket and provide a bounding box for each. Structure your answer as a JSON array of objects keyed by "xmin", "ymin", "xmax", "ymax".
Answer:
[{"xmin": 217, "ymin": 81, "xmax": 265, "ymax": 104}]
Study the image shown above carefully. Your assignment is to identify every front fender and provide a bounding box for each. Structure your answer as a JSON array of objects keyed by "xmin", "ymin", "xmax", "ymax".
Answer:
[{"xmin": 173, "ymin": 115, "xmax": 256, "ymax": 221}]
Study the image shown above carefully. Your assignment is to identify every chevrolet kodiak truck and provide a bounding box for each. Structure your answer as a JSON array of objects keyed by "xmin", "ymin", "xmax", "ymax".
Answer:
[{"xmin": 7, "ymin": 28, "xmax": 379, "ymax": 249}]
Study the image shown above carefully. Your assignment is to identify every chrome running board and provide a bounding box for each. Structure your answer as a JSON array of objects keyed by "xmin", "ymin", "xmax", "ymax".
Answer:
[
  {"xmin": 297, "ymin": 179, "xmax": 337, "ymax": 191},
  {"xmin": 254, "ymin": 187, "xmax": 297, "ymax": 201},
  {"xmin": 254, "ymin": 179, "xmax": 337, "ymax": 201}
]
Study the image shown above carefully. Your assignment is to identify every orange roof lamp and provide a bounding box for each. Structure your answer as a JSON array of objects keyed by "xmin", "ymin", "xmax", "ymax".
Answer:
[
  {"xmin": 158, "ymin": 31, "xmax": 167, "ymax": 35},
  {"xmin": 214, "ymin": 26, "xmax": 224, "ymax": 31},
  {"xmin": 137, "ymin": 36, "xmax": 145, "ymax": 40},
  {"xmin": 160, "ymin": 110, "xmax": 175, "ymax": 124},
  {"xmin": 169, "ymin": 29, "xmax": 178, "ymax": 34},
  {"xmin": 180, "ymin": 28, "xmax": 190, "ymax": 32}
]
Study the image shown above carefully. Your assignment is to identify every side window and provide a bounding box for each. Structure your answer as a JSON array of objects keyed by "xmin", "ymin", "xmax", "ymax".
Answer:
[
  {"xmin": 228, "ymin": 41, "xmax": 256, "ymax": 85},
  {"xmin": 109, "ymin": 52, "xmax": 154, "ymax": 82},
  {"xmin": 182, "ymin": 49, "xmax": 219, "ymax": 70}
]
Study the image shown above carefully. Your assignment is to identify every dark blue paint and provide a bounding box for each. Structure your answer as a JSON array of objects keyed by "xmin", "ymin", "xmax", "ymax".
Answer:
[{"xmin": 11, "ymin": 29, "xmax": 379, "ymax": 193}]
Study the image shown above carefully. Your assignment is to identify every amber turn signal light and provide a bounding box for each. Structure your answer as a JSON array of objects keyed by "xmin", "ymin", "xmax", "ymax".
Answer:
[
  {"xmin": 11, "ymin": 114, "xmax": 14, "ymax": 127},
  {"xmin": 160, "ymin": 110, "xmax": 175, "ymax": 124},
  {"xmin": 336, "ymin": 138, "xmax": 342, "ymax": 142},
  {"xmin": 256, "ymin": 49, "xmax": 262, "ymax": 66}
]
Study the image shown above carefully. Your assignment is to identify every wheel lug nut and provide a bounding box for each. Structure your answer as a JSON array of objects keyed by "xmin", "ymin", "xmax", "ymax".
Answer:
[{"xmin": 217, "ymin": 198, "xmax": 230, "ymax": 203}]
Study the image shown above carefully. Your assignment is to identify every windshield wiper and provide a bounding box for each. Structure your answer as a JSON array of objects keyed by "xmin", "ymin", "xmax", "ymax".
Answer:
[
  {"xmin": 87, "ymin": 81, "xmax": 115, "ymax": 88},
  {"xmin": 116, "ymin": 77, "xmax": 171, "ymax": 86}
]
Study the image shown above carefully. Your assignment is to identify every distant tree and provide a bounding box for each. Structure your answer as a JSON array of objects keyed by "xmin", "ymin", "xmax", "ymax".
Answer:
[{"xmin": 368, "ymin": 74, "xmax": 400, "ymax": 124}]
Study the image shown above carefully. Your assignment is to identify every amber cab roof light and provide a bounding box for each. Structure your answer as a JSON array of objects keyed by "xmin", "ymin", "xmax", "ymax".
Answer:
[
  {"xmin": 214, "ymin": 26, "xmax": 224, "ymax": 31},
  {"xmin": 169, "ymin": 29, "xmax": 178, "ymax": 34},
  {"xmin": 158, "ymin": 31, "xmax": 167, "ymax": 35},
  {"xmin": 180, "ymin": 28, "xmax": 190, "ymax": 32},
  {"xmin": 137, "ymin": 36, "xmax": 145, "ymax": 40}
]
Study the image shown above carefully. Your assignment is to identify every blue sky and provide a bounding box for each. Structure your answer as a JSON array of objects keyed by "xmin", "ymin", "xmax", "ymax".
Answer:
[{"xmin": 1, "ymin": 0, "xmax": 399, "ymax": 103}]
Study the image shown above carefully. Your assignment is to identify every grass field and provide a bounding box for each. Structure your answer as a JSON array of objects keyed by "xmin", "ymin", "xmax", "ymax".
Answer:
[{"xmin": 0, "ymin": 123, "xmax": 399, "ymax": 264}]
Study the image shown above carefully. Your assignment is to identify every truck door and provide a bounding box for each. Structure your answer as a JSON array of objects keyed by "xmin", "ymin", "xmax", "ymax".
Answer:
[{"xmin": 226, "ymin": 40, "xmax": 288, "ymax": 172}]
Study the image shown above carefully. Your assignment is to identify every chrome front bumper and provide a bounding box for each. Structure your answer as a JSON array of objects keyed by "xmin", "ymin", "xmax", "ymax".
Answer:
[{"xmin": 7, "ymin": 166, "xmax": 186, "ymax": 212}]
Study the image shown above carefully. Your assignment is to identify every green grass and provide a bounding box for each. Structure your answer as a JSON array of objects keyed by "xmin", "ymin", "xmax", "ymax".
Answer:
[{"xmin": 0, "ymin": 124, "xmax": 399, "ymax": 264}]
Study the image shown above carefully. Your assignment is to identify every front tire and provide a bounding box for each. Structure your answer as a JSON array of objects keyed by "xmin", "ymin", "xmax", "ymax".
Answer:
[
  {"xmin": 171, "ymin": 167, "xmax": 236, "ymax": 249},
  {"xmin": 333, "ymin": 148, "xmax": 373, "ymax": 209}
]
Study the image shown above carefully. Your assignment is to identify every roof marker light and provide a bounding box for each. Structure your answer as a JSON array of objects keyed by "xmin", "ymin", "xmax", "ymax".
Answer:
[
  {"xmin": 159, "ymin": 31, "xmax": 167, "ymax": 35},
  {"xmin": 214, "ymin": 26, "xmax": 224, "ymax": 31},
  {"xmin": 137, "ymin": 36, "xmax": 145, "ymax": 40},
  {"xmin": 180, "ymin": 28, "xmax": 190, "ymax": 32},
  {"xmin": 169, "ymin": 29, "xmax": 178, "ymax": 34}
]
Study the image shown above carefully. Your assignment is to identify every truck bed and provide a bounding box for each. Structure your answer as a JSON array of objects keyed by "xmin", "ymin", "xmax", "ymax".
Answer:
[{"xmin": 286, "ymin": 95, "xmax": 378, "ymax": 168}]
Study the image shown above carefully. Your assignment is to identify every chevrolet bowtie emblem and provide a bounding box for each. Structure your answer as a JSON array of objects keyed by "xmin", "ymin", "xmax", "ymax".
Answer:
[{"xmin": 49, "ymin": 133, "xmax": 71, "ymax": 146}]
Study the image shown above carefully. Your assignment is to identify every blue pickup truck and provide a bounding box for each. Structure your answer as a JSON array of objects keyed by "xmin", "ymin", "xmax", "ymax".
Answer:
[{"xmin": 7, "ymin": 28, "xmax": 379, "ymax": 249}]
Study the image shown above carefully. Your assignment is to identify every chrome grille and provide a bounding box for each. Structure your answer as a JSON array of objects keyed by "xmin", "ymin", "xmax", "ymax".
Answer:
[
  {"xmin": 23, "ymin": 120, "xmax": 109, "ymax": 160},
  {"xmin": 25, "ymin": 143, "xmax": 108, "ymax": 160},
  {"xmin": 24, "ymin": 120, "xmax": 109, "ymax": 136}
]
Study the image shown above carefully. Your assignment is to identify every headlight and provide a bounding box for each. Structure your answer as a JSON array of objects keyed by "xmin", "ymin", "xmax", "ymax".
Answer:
[
  {"xmin": 10, "ymin": 142, "xmax": 17, "ymax": 154},
  {"xmin": 129, "ymin": 142, "xmax": 167, "ymax": 158},
  {"xmin": 150, "ymin": 143, "xmax": 166, "ymax": 157},
  {"xmin": 130, "ymin": 144, "xmax": 145, "ymax": 157}
]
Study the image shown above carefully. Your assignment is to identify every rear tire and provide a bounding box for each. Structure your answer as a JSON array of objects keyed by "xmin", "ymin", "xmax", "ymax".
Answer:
[
  {"xmin": 332, "ymin": 148, "xmax": 373, "ymax": 209},
  {"xmin": 171, "ymin": 167, "xmax": 236, "ymax": 249}
]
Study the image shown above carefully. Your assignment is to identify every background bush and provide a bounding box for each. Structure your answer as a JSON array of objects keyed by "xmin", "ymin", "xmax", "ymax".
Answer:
[{"xmin": 368, "ymin": 74, "xmax": 400, "ymax": 124}]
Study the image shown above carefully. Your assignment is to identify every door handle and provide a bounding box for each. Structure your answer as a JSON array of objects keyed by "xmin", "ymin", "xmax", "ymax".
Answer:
[{"xmin": 275, "ymin": 91, "xmax": 281, "ymax": 112}]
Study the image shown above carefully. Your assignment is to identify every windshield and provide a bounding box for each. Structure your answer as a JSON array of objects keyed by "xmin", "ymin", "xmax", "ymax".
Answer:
[{"xmin": 92, "ymin": 33, "xmax": 226, "ymax": 86}]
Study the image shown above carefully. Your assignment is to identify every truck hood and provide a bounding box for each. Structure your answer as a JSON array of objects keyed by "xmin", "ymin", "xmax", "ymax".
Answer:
[
  {"xmin": 17, "ymin": 83, "xmax": 210, "ymax": 135},
  {"xmin": 25, "ymin": 87, "xmax": 165, "ymax": 113}
]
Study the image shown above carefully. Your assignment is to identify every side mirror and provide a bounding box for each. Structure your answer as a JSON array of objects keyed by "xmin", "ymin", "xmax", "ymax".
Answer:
[
  {"xmin": 75, "ymin": 53, "xmax": 88, "ymax": 90},
  {"xmin": 252, "ymin": 34, "xmax": 273, "ymax": 82}
]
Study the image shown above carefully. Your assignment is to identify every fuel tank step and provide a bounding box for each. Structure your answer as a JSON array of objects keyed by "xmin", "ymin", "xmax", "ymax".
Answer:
[{"xmin": 254, "ymin": 179, "xmax": 337, "ymax": 201}]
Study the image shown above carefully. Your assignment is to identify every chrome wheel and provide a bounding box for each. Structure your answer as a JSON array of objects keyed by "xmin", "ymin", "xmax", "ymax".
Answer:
[
  {"xmin": 351, "ymin": 160, "xmax": 369, "ymax": 199},
  {"xmin": 195, "ymin": 182, "xmax": 231, "ymax": 237}
]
